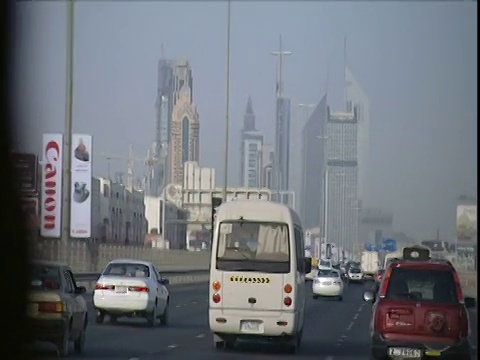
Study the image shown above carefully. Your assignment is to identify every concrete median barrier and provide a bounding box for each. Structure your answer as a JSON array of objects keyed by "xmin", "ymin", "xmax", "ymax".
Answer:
[{"xmin": 75, "ymin": 270, "xmax": 209, "ymax": 292}]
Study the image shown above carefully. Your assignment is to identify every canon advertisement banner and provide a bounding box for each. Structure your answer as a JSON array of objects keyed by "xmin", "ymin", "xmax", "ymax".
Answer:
[
  {"xmin": 70, "ymin": 134, "xmax": 92, "ymax": 238},
  {"xmin": 40, "ymin": 133, "xmax": 64, "ymax": 238}
]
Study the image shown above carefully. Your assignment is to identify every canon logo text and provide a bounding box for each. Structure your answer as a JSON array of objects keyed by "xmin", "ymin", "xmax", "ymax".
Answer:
[{"xmin": 43, "ymin": 141, "xmax": 60, "ymax": 230}]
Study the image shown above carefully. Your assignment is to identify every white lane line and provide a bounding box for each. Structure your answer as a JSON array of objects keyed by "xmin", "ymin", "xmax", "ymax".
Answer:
[
  {"xmin": 346, "ymin": 322, "xmax": 354, "ymax": 331},
  {"xmin": 128, "ymin": 358, "xmax": 140, "ymax": 360},
  {"xmin": 335, "ymin": 343, "xmax": 342, "ymax": 347},
  {"xmin": 353, "ymin": 313, "xmax": 359, "ymax": 320},
  {"xmin": 175, "ymin": 305, "xmax": 181, "ymax": 308},
  {"xmin": 340, "ymin": 334, "xmax": 348, "ymax": 339},
  {"xmin": 325, "ymin": 356, "xmax": 334, "ymax": 360},
  {"xmin": 196, "ymin": 333, "xmax": 206, "ymax": 338},
  {"xmin": 192, "ymin": 301, "xmax": 197, "ymax": 304},
  {"xmin": 167, "ymin": 344, "xmax": 178, "ymax": 349}
]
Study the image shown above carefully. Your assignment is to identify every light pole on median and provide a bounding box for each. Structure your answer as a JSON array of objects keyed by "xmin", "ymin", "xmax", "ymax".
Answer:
[
  {"xmin": 221, "ymin": 0, "xmax": 232, "ymax": 203},
  {"xmin": 61, "ymin": 0, "xmax": 75, "ymax": 243}
]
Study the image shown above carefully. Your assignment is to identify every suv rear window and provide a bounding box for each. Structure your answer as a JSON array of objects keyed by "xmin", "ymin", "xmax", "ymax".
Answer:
[{"xmin": 386, "ymin": 268, "xmax": 458, "ymax": 304}]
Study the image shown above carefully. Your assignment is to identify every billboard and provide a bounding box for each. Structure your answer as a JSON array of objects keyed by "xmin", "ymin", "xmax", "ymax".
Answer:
[
  {"xmin": 11, "ymin": 153, "xmax": 38, "ymax": 194},
  {"xmin": 40, "ymin": 133, "xmax": 63, "ymax": 238},
  {"xmin": 70, "ymin": 134, "xmax": 92, "ymax": 238},
  {"xmin": 456, "ymin": 204, "xmax": 477, "ymax": 242}
]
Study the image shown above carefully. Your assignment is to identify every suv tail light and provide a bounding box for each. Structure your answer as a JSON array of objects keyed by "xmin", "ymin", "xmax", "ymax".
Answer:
[
  {"xmin": 284, "ymin": 297, "xmax": 292, "ymax": 306},
  {"xmin": 379, "ymin": 267, "xmax": 393, "ymax": 297},
  {"xmin": 452, "ymin": 271, "xmax": 464, "ymax": 302},
  {"xmin": 212, "ymin": 293, "xmax": 221, "ymax": 303}
]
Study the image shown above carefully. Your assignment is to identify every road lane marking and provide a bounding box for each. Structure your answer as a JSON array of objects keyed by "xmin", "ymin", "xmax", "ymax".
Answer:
[
  {"xmin": 346, "ymin": 322, "xmax": 354, "ymax": 331},
  {"xmin": 325, "ymin": 356, "xmax": 334, "ymax": 360},
  {"xmin": 167, "ymin": 344, "xmax": 178, "ymax": 348},
  {"xmin": 196, "ymin": 333, "xmax": 206, "ymax": 338},
  {"xmin": 175, "ymin": 305, "xmax": 181, "ymax": 308},
  {"xmin": 192, "ymin": 301, "xmax": 197, "ymax": 304},
  {"xmin": 353, "ymin": 313, "xmax": 359, "ymax": 320}
]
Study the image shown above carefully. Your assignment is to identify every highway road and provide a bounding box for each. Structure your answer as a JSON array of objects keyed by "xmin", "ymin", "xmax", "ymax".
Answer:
[{"xmin": 30, "ymin": 282, "xmax": 477, "ymax": 360}]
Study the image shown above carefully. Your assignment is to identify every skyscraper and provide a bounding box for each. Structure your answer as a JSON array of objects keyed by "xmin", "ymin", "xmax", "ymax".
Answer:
[
  {"xmin": 300, "ymin": 94, "xmax": 328, "ymax": 229},
  {"xmin": 345, "ymin": 66, "xmax": 370, "ymax": 204},
  {"xmin": 325, "ymin": 106, "xmax": 358, "ymax": 257},
  {"xmin": 146, "ymin": 59, "xmax": 194, "ymax": 195},
  {"xmin": 273, "ymin": 97, "xmax": 291, "ymax": 193},
  {"xmin": 240, "ymin": 96, "xmax": 264, "ymax": 188},
  {"xmin": 170, "ymin": 83, "xmax": 199, "ymax": 185}
]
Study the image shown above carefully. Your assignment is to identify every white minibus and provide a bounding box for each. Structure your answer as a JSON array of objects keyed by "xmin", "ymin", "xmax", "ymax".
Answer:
[{"xmin": 208, "ymin": 200, "xmax": 311, "ymax": 353}]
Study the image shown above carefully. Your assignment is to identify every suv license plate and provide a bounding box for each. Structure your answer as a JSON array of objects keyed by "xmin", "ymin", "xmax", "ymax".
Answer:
[{"xmin": 388, "ymin": 347, "xmax": 422, "ymax": 358}]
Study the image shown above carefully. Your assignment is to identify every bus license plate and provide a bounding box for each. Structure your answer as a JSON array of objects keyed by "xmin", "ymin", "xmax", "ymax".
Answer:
[
  {"xmin": 388, "ymin": 347, "xmax": 422, "ymax": 358},
  {"xmin": 240, "ymin": 321, "xmax": 263, "ymax": 334}
]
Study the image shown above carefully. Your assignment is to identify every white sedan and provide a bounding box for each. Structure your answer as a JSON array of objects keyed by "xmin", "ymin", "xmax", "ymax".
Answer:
[
  {"xmin": 93, "ymin": 259, "xmax": 170, "ymax": 327},
  {"xmin": 312, "ymin": 269, "xmax": 344, "ymax": 301}
]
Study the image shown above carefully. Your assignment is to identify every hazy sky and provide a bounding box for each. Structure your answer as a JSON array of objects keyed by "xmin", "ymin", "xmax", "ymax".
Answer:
[{"xmin": 13, "ymin": 1, "xmax": 477, "ymax": 241}]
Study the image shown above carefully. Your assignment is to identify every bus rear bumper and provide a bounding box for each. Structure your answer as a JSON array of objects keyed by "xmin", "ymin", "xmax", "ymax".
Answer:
[{"xmin": 209, "ymin": 308, "xmax": 298, "ymax": 338}]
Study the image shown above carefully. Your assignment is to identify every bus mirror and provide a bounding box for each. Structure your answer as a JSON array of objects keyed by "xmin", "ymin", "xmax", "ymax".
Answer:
[{"xmin": 304, "ymin": 258, "xmax": 312, "ymax": 274}]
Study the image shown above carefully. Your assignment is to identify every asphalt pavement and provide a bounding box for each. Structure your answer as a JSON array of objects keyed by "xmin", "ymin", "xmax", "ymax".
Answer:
[{"xmin": 30, "ymin": 282, "xmax": 477, "ymax": 360}]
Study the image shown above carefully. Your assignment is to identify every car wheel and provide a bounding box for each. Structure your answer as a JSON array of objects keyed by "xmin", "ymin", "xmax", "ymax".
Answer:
[
  {"xmin": 110, "ymin": 314, "xmax": 119, "ymax": 323},
  {"xmin": 159, "ymin": 299, "xmax": 169, "ymax": 326},
  {"xmin": 74, "ymin": 320, "xmax": 86, "ymax": 354},
  {"xmin": 312, "ymin": 295, "xmax": 319, "ymax": 299},
  {"xmin": 95, "ymin": 312, "xmax": 104, "ymax": 324},
  {"xmin": 57, "ymin": 324, "xmax": 70, "ymax": 357},
  {"xmin": 338, "ymin": 296, "xmax": 343, "ymax": 301},
  {"xmin": 147, "ymin": 301, "xmax": 157, "ymax": 327}
]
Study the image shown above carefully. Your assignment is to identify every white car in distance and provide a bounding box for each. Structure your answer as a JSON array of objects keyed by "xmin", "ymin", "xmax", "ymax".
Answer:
[
  {"xmin": 312, "ymin": 269, "xmax": 344, "ymax": 301},
  {"xmin": 318, "ymin": 259, "xmax": 333, "ymax": 270},
  {"xmin": 93, "ymin": 259, "xmax": 170, "ymax": 327},
  {"xmin": 347, "ymin": 267, "xmax": 364, "ymax": 283}
]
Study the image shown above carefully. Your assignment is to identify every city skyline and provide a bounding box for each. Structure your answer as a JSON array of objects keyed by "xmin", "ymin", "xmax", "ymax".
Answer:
[{"xmin": 13, "ymin": 2, "xmax": 476, "ymax": 240}]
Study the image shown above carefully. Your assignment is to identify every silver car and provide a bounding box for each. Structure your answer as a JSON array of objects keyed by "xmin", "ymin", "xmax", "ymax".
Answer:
[{"xmin": 312, "ymin": 269, "xmax": 344, "ymax": 301}]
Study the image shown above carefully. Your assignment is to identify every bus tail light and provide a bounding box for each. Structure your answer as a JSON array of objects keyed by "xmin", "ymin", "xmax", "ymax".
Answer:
[
  {"xmin": 212, "ymin": 281, "xmax": 221, "ymax": 291},
  {"xmin": 284, "ymin": 284, "xmax": 292, "ymax": 294},
  {"xmin": 212, "ymin": 293, "xmax": 221, "ymax": 303},
  {"xmin": 284, "ymin": 296, "xmax": 292, "ymax": 307}
]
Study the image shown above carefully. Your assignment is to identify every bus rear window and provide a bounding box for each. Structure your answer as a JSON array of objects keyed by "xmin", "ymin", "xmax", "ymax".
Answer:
[{"xmin": 216, "ymin": 221, "xmax": 290, "ymax": 273}]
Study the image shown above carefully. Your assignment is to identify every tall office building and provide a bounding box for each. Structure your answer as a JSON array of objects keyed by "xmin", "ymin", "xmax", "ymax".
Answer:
[
  {"xmin": 300, "ymin": 94, "xmax": 328, "ymax": 229},
  {"xmin": 240, "ymin": 97, "xmax": 264, "ymax": 187},
  {"xmin": 170, "ymin": 83, "xmax": 199, "ymax": 184},
  {"xmin": 345, "ymin": 66, "xmax": 370, "ymax": 204},
  {"xmin": 146, "ymin": 59, "xmax": 194, "ymax": 195},
  {"xmin": 325, "ymin": 107, "xmax": 359, "ymax": 257},
  {"xmin": 273, "ymin": 97, "xmax": 291, "ymax": 193},
  {"xmin": 259, "ymin": 144, "xmax": 274, "ymax": 189}
]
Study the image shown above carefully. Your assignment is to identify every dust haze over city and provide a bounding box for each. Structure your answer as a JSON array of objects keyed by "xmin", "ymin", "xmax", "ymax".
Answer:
[{"xmin": 13, "ymin": 1, "xmax": 476, "ymax": 245}]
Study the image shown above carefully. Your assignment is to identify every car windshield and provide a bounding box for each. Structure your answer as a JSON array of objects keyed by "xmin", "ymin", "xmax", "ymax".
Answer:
[
  {"xmin": 216, "ymin": 221, "xmax": 290, "ymax": 273},
  {"xmin": 31, "ymin": 264, "xmax": 61, "ymax": 290},
  {"xmin": 103, "ymin": 263, "xmax": 150, "ymax": 277},
  {"xmin": 319, "ymin": 260, "xmax": 331, "ymax": 267},
  {"xmin": 386, "ymin": 268, "xmax": 458, "ymax": 303},
  {"xmin": 350, "ymin": 268, "xmax": 362, "ymax": 274},
  {"xmin": 318, "ymin": 269, "xmax": 338, "ymax": 278}
]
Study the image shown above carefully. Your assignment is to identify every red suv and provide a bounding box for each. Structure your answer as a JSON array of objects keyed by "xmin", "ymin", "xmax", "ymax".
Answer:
[{"xmin": 364, "ymin": 246, "xmax": 476, "ymax": 360}]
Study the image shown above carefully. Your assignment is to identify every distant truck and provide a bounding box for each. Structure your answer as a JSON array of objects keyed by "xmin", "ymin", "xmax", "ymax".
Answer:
[{"xmin": 361, "ymin": 250, "xmax": 380, "ymax": 279}]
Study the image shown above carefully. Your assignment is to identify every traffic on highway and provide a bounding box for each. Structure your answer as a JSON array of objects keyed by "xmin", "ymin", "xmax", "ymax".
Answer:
[{"xmin": 28, "ymin": 202, "xmax": 478, "ymax": 360}]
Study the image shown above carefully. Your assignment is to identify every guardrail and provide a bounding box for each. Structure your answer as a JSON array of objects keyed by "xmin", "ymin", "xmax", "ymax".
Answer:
[{"xmin": 75, "ymin": 270, "xmax": 210, "ymax": 291}]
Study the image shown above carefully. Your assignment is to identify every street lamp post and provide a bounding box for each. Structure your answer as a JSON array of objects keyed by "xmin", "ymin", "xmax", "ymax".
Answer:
[
  {"xmin": 62, "ymin": 0, "xmax": 75, "ymax": 243},
  {"xmin": 221, "ymin": 0, "xmax": 231, "ymax": 203}
]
